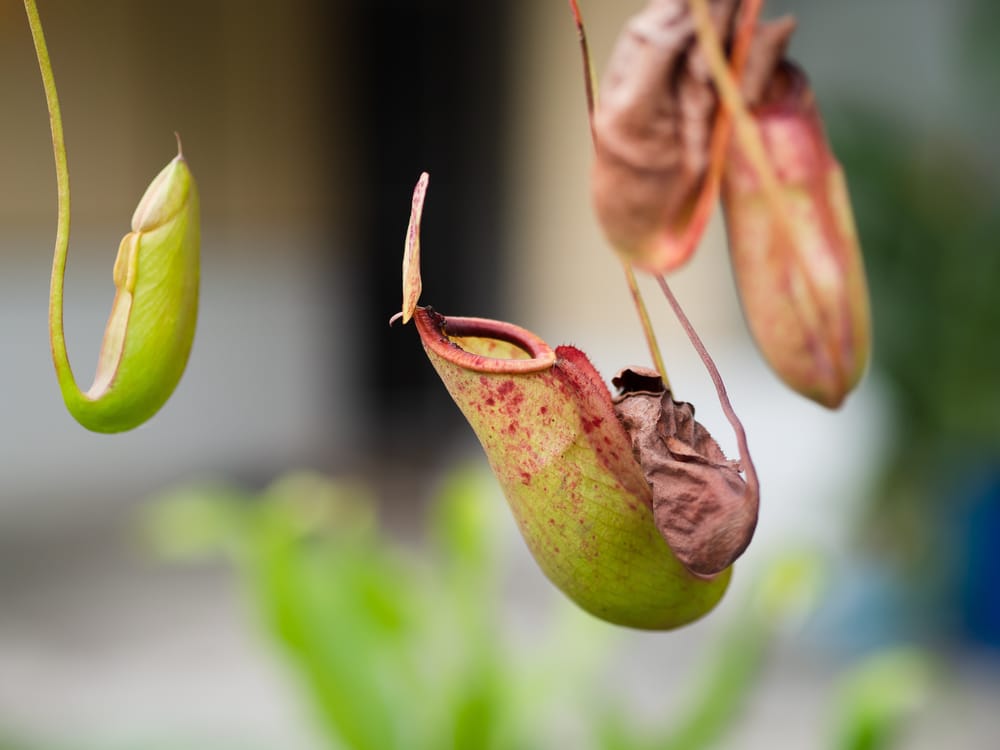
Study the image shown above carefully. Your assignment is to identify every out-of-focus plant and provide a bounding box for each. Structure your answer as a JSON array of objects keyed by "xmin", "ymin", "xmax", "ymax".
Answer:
[
  {"xmin": 827, "ymin": 103, "xmax": 1000, "ymax": 651},
  {"xmin": 24, "ymin": 0, "xmax": 200, "ymax": 433},
  {"xmin": 598, "ymin": 550, "xmax": 825, "ymax": 750},
  {"xmin": 831, "ymin": 103, "xmax": 1000, "ymax": 542},
  {"xmin": 0, "ymin": 736, "xmax": 34, "ymax": 750},
  {"xmin": 147, "ymin": 468, "xmax": 594, "ymax": 750},
  {"xmin": 585, "ymin": 0, "xmax": 870, "ymax": 408},
  {"xmin": 829, "ymin": 648, "xmax": 933, "ymax": 750},
  {"xmin": 146, "ymin": 468, "xmax": 930, "ymax": 750},
  {"xmin": 0, "ymin": 733, "xmax": 282, "ymax": 750}
]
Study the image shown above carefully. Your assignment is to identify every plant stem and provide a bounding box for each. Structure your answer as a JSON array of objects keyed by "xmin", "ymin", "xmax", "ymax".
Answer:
[
  {"xmin": 697, "ymin": 0, "xmax": 762, "ymax": 218},
  {"xmin": 622, "ymin": 262, "xmax": 670, "ymax": 389},
  {"xmin": 687, "ymin": 0, "xmax": 785, "ymax": 221},
  {"xmin": 656, "ymin": 275, "xmax": 758, "ymax": 500},
  {"xmin": 24, "ymin": 0, "xmax": 81, "ymax": 401},
  {"xmin": 568, "ymin": 0, "xmax": 598, "ymax": 128},
  {"xmin": 689, "ymin": 0, "xmax": 837, "ymax": 375},
  {"xmin": 569, "ymin": 0, "xmax": 670, "ymax": 385}
]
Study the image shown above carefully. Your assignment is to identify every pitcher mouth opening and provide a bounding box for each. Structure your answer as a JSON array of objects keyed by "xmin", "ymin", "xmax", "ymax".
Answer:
[{"xmin": 414, "ymin": 307, "xmax": 557, "ymax": 374}]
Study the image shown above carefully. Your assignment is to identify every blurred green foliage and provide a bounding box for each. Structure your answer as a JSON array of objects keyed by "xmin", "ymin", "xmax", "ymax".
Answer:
[
  {"xmin": 825, "ymin": 5, "xmax": 1000, "ymax": 576},
  {"xmin": 836, "ymin": 112, "xmax": 1000, "ymax": 453},
  {"xmin": 147, "ymin": 469, "xmax": 602, "ymax": 750},
  {"xmin": 829, "ymin": 109, "xmax": 1000, "ymax": 609},
  {"xmin": 829, "ymin": 649, "xmax": 933, "ymax": 750},
  {"xmin": 141, "ymin": 468, "xmax": 927, "ymax": 750}
]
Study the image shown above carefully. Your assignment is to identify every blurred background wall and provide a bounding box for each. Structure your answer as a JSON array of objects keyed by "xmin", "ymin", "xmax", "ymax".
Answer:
[{"xmin": 0, "ymin": 0, "xmax": 997, "ymax": 747}]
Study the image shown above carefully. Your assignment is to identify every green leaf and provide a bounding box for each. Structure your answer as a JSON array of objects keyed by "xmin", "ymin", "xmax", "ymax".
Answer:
[
  {"xmin": 830, "ymin": 648, "xmax": 933, "ymax": 750},
  {"xmin": 141, "ymin": 479, "xmax": 249, "ymax": 561}
]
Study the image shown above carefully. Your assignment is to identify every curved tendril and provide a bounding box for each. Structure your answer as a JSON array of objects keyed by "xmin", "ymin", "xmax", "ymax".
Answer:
[
  {"xmin": 567, "ymin": 0, "xmax": 598, "ymax": 129},
  {"xmin": 24, "ymin": 0, "xmax": 75, "ymax": 399},
  {"xmin": 657, "ymin": 275, "xmax": 759, "ymax": 505}
]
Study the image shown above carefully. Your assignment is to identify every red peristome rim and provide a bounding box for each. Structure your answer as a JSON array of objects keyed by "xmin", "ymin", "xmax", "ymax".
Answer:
[{"xmin": 414, "ymin": 307, "xmax": 557, "ymax": 374}]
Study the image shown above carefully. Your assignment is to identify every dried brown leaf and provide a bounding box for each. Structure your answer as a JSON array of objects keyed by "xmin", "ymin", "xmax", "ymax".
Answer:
[
  {"xmin": 739, "ymin": 16, "xmax": 797, "ymax": 105},
  {"xmin": 612, "ymin": 367, "xmax": 757, "ymax": 577},
  {"xmin": 590, "ymin": 0, "xmax": 802, "ymax": 272},
  {"xmin": 592, "ymin": 0, "xmax": 737, "ymax": 270}
]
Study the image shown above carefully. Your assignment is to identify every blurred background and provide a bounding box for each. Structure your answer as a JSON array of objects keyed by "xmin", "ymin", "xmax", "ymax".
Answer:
[{"xmin": 0, "ymin": 0, "xmax": 997, "ymax": 748}]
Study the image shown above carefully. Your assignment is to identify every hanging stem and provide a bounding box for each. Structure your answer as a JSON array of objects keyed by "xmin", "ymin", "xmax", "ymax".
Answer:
[
  {"xmin": 621, "ymin": 262, "xmax": 669, "ymax": 387},
  {"xmin": 696, "ymin": 0, "xmax": 763, "ymax": 221},
  {"xmin": 688, "ymin": 0, "xmax": 786, "ymax": 228},
  {"xmin": 569, "ymin": 0, "xmax": 670, "ymax": 387},
  {"xmin": 689, "ymin": 0, "xmax": 838, "ymax": 371},
  {"xmin": 657, "ymin": 275, "xmax": 758, "ymax": 499},
  {"xmin": 24, "ymin": 0, "xmax": 81, "ymax": 401},
  {"xmin": 568, "ymin": 0, "xmax": 598, "ymax": 137}
]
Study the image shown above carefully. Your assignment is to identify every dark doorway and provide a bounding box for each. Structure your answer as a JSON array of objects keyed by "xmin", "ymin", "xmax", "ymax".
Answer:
[{"xmin": 352, "ymin": 1, "xmax": 513, "ymax": 459}]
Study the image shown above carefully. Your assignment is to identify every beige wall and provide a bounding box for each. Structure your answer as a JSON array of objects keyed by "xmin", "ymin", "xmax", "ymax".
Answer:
[{"xmin": 0, "ymin": 0, "xmax": 351, "ymax": 241}]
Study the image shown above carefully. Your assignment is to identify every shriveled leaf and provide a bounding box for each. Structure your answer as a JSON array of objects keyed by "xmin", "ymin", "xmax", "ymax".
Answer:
[
  {"xmin": 612, "ymin": 367, "xmax": 757, "ymax": 577},
  {"xmin": 591, "ymin": 0, "xmax": 733, "ymax": 272},
  {"xmin": 590, "ymin": 0, "xmax": 794, "ymax": 274}
]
